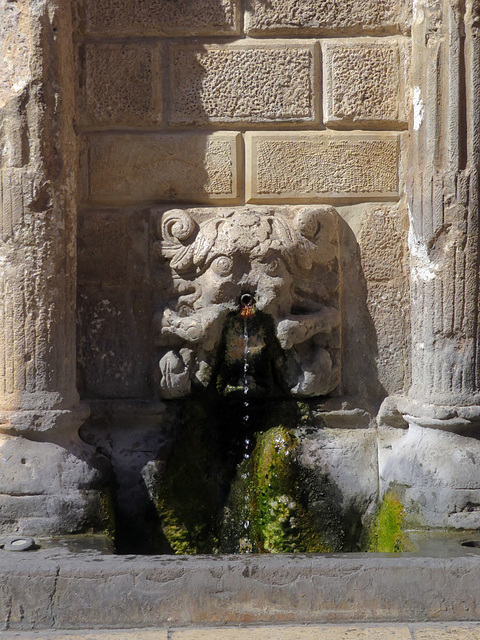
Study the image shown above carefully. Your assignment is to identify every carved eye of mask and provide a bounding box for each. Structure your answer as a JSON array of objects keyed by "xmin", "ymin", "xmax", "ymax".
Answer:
[
  {"xmin": 265, "ymin": 258, "xmax": 282, "ymax": 275},
  {"xmin": 211, "ymin": 256, "xmax": 233, "ymax": 277},
  {"xmin": 296, "ymin": 209, "xmax": 321, "ymax": 238}
]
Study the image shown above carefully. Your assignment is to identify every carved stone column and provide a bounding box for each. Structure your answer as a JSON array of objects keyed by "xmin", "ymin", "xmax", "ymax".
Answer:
[
  {"xmin": 0, "ymin": 0, "xmax": 107, "ymax": 535},
  {"xmin": 405, "ymin": 0, "xmax": 480, "ymax": 428},
  {"xmin": 378, "ymin": 0, "xmax": 480, "ymax": 529}
]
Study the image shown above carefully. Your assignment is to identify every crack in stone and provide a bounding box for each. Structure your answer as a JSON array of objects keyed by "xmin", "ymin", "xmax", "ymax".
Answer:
[{"xmin": 49, "ymin": 566, "xmax": 60, "ymax": 629}]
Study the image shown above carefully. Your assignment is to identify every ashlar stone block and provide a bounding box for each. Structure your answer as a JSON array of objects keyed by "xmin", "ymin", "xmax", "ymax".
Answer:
[
  {"xmin": 323, "ymin": 40, "xmax": 406, "ymax": 127},
  {"xmin": 80, "ymin": 43, "xmax": 160, "ymax": 127},
  {"xmin": 85, "ymin": 132, "xmax": 241, "ymax": 206},
  {"xmin": 244, "ymin": 0, "xmax": 408, "ymax": 36},
  {"xmin": 246, "ymin": 132, "xmax": 399, "ymax": 202},
  {"xmin": 168, "ymin": 42, "xmax": 318, "ymax": 127},
  {"xmin": 84, "ymin": 0, "xmax": 239, "ymax": 36}
]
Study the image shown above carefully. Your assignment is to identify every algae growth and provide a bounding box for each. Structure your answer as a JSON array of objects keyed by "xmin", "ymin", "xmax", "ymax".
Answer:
[
  {"xmin": 223, "ymin": 425, "xmax": 337, "ymax": 553},
  {"xmin": 366, "ymin": 488, "xmax": 409, "ymax": 552}
]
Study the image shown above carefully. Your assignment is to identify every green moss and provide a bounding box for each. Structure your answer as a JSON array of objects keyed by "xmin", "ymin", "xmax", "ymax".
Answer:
[
  {"xmin": 152, "ymin": 400, "xmax": 223, "ymax": 554},
  {"xmin": 366, "ymin": 489, "xmax": 409, "ymax": 552},
  {"xmin": 221, "ymin": 426, "xmax": 337, "ymax": 553},
  {"xmin": 98, "ymin": 485, "xmax": 116, "ymax": 541}
]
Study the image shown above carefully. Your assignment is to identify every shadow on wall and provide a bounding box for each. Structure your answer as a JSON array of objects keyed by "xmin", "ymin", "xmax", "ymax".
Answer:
[{"xmin": 338, "ymin": 216, "xmax": 386, "ymax": 410}]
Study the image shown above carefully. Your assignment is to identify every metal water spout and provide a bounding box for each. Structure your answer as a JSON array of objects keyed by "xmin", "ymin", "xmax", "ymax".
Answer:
[{"xmin": 239, "ymin": 293, "xmax": 255, "ymax": 319}]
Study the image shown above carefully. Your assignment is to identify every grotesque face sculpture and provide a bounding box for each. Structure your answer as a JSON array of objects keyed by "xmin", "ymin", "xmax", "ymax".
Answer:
[{"xmin": 152, "ymin": 206, "xmax": 341, "ymax": 399}]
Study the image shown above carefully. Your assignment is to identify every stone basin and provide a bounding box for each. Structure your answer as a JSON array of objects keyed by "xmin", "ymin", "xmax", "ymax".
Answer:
[{"xmin": 2, "ymin": 532, "xmax": 480, "ymax": 631}]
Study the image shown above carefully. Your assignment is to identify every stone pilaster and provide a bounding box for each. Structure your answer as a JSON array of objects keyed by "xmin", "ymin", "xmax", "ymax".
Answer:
[
  {"xmin": 405, "ymin": 0, "xmax": 480, "ymax": 429},
  {"xmin": 0, "ymin": 0, "xmax": 108, "ymax": 535},
  {"xmin": 378, "ymin": 0, "xmax": 480, "ymax": 530}
]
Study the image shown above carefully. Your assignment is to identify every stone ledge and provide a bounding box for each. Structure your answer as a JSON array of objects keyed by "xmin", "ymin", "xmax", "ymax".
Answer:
[
  {"xmin": 167, "ymin": 41, "xmax": 319, "ymax": 127},
  {"xmin": 378, "ymin": 395, "xmax": 480, "ymax": 433},
  {"xmin": 1, "ymin": 551, "xmax": 480, "ymax": 630},
  {"xmin": 85, "ymin": 133, "xmax": 242, "ymax": 206},
  {"xmin": 0, "ymin": 404, "xmax": 90, "ymax": 435},
  {"xmin": 246, "ymin": 132, "xmax": 399, "ymax": 202}
]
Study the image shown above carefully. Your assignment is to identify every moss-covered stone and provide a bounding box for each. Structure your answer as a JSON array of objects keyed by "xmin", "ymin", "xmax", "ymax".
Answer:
[
  {"xmin": 215, "ymin": 311, "xmax": 286, "ymax": 399},
  {"xmin": 151, "ymin": 395, "xmax": 227, "ymax": 554},
  {"xmin": 150, "ymin": 310, "xmax": 350, "ymax": 554},
  {"xmin": 365, "ymin": 488, "xmax": 410, "ymax": 552},
  {"xmin": 221, "ymin": 425, "xmax": 345, "ymax": 553},
  {"xmin": 252, "ymin": 426, "xmax": 332, "ymax": 552},
  {"xmin": 99, "ymin": 484, "xmax": 116, "ymax": 541}
]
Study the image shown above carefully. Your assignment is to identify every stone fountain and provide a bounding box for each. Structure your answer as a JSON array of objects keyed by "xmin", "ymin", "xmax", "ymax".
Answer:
[{"xmin": 3, "ymin": 0, "xmax": 480, "ymax": 630}]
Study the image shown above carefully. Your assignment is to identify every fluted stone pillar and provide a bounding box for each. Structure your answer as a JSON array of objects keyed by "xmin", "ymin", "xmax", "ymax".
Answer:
[
  {"xmin": 0, "ymin": 0, "xmax": 108, "ymax": 535},
  {"xmin": 405, "ymin": 0, "xmax": 480, "ymax": 428},
  {"xmin": 379, "ymin": 0, "xmax": 480, "ymax": 530}
]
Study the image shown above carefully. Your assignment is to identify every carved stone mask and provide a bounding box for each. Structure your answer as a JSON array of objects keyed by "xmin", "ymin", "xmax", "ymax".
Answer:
[{"xmin": 152, "ymin": 206, "xmax": 341, "ymax": 399}]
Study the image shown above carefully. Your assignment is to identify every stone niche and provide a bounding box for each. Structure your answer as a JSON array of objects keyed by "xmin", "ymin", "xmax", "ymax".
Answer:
[
  {"xmin": 153, "ymin": 205, "xmax": 341, "ymax": 400},
  {"xmin": 5, "ymin": 0, "xmax": 480, "ymax": 555}
]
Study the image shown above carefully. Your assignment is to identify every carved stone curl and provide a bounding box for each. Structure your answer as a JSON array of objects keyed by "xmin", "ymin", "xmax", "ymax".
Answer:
[{"xmin": 152, "ymin": 206, "xmax": 341, "ymax": 399}]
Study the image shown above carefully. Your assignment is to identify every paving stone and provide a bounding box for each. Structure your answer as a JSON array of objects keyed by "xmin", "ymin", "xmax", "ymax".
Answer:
[
  {"xmin": 80, "ymin": 43, "xmax": 160, "ymax": 127},
  {"xmin": 323, "ymin": 40, "xmax": 404, "ymax": 127},
  {"xmin": 171, "ymin": 626, "xmax": 413, "ymax": 639},
  {"xmin": 244, "ymin": 0, "xmax": 408, "ymax": 35},
  {"xmin": 2, "ymin": 626, "xmax": 480, "ymax": 640},
  {"xmin": 0, "ymin": 632, "xmax": 168, "ymax": 639},
  {"xmin": 168, "ymin": 41, "xmax": 318, "ymax": 126},
  {"xmin": 84, "ymin": 0, "xmax": 239, "ymax": 36},
  {"xmin": 411, "ymin": 623, "xmax": 480, "ymax": 639},
  {"xmin": 246, "ymin": 132, "xmax": 399, "ymax": 202},
  {"xmin": 85, "ymin": 132, "xmax": 241, "ymax": 205}
]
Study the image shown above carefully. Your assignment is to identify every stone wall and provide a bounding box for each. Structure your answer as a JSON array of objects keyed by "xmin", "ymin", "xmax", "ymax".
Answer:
[
  {"xmin": 4, "ymin": 0, "xmax": 480, "ymax": 541},
  {"xmin": 75, "ymin": 0, "xmax": 412, "ymax": 402}
]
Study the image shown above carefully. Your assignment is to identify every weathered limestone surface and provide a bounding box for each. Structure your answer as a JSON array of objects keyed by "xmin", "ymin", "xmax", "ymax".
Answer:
[
  {"xmin": 79, "ymin": 43, "xmax": 161, "ymax": 127},
  {"xmin": 323, "ymin": 40, "xmax": 405, "ymax": 127},
  {"xmin": 81, "ymin": 0, "xmax": 240, "ymax": 36},
  {"xmin": 85, "ymin": 133, "xmax": 241, "ymax": 205},
  {"xmin": 168, "ymin": 42, "xmax": 318, "ymax": 126},
  {"xmin": 359, "ymin": 203, "xmax": 410, "ymax": 395},
  {"xmin": 0, "ymin": 3, "xmax": 30, "ymax": 134},
  {"xmin": 77, "ymin": 210, "xmax": 151, "ymax": 399},
  {"xmin": 245, "ymin": 0, "xmax": 409, "ymax": 35},
  {"xmin": 404, "ymin": 0, "xmax": 480, "ymax": 416},
  {"xmin": 0, "ymin": 0, "xmax": 109, "ymax": 535},
  {"xmin": 246, "ymin": 133, "xmax": 399, "ymax": 202},
  {"xmin": 299, "ymin": 427, "xmax": 378, "ymax": 525},
  {"xmin": 379, "ymin": 424, "xmax": 480, "ymax": 528},
  {"xmin": 4, "ymin": 552, "xmax": 480, "ymax": 629},
  {"xmin": 375, "ymin": 0, "xmax": 480, "ymax": 530}
]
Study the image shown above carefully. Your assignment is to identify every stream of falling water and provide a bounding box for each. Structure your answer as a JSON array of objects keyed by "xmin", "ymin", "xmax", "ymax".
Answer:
[
  {"xmin": 241, "ymin": 317, "xmax": 251, "ymax": 545},
  {"xmin": 243, "ymin": 317, "xmax": 250, "ymax": 435}
]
